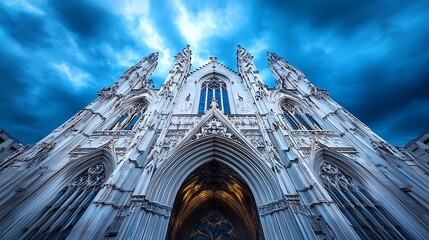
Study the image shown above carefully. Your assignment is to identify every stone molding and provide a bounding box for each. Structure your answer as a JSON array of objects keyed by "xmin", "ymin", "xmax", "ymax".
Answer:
[
  {"xmin": 258, "ymin": 198, "xmax": 289, "ymax": 216},
  {"xmin": 193, "ymin": 117, "xmax": 236, "ymax": 140},
  {"xmin": 92, "ymin": 130, "xmax": 136, "ymax": 136},
  {"xmin": 131, "ymin": 197, "xmax": 172, "ymax": 217}
]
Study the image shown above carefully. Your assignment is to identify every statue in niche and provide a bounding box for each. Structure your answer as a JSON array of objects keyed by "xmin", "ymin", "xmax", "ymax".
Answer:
[
  {"xmin": 237, "ymin": 93, "xmax": 250, "ymax": 112},
  {"xmin": 185, "ymin": 93, "xmax": 192, "ymax": 105},
  {"xmin": 273, "ymin": 71, "xmax": 287, "ymax": 90},
  {"xmin": 237, "ymin": 93, "xmax": 245, "ymax": 111},
  {"xmin": 237, "ymin": 93, "xmax": 244, "ymax": 102},
  {"xmin": 209, "ymin": 98, "xmax": 219, "ymax": 109},
  {"xmin": 180, "ymin": 93, "xmax": 192, "ymax": 112}
]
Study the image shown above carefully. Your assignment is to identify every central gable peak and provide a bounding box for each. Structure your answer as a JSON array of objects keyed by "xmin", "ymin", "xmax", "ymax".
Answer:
[{"xmin": 190, "ymin": 56, "xmax": 238, "ymax": 76}]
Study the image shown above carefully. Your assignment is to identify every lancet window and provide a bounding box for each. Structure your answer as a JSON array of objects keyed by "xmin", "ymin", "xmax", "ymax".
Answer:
[
  {"xmin": 109, "ymin": 103, "xmax": 146, "ymax": 130},
  {"xmin": 320, "ymin": 162, "xmax": 408, "ymax": 239},
  {"xmin": 24, "ymin": 163, "xmax": 107, "ymax": 240},
  {"xmin": 281, "ymin": 102, "xmax": 320, "ymax": 130},
  {"xmin": 198, "ymin": 77, "xmax": 230, "ymax": 114}
]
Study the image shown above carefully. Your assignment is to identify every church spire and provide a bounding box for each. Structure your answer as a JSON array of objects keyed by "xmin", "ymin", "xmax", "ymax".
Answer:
[
  {"xmin": 96, "ymin": 52, "xmax": 159, "ymax": 99},
  {"xmin": 236, "ymin": 45, "xmax": 270, "ymax": 104},
  {"xmin": 171, "ymin": 45, "xmax": 192, "ymax": 80},
  {"xmin": 130, "ymin": 52, "xmax": 159, "ymax": 90},
  {"xmin": 158, "ymin": 45, "xmax": 192, "ymax": 99},
  {"xmin": 121, "ymin": 51, "xmax": 159, "ymax": 81},
  {"xmin": 267, "ymin": 51, "xmax": 305, "ymax": 90}
]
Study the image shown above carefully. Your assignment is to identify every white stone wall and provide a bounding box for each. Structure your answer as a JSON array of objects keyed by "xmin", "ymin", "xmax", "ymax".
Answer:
[{"xmin": 0, "ymin": 46, "xmax": 428, "ymax": 240}]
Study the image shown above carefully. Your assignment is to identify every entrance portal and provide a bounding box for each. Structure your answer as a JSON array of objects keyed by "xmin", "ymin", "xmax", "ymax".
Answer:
[{"xmin": 166, "ymin": 161, "xmax": 263, "ymax": 239}]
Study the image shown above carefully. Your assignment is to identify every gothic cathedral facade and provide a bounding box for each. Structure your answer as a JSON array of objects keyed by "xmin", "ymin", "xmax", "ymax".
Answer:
[{"xmin": 1, "ymin": 46, "xmax": 428, "ymax": 239}]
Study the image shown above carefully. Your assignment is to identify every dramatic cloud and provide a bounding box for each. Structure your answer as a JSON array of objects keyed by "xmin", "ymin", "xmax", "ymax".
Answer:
[
  {"xmin": 52, "ymin": 62, "xmax": 90, "ymax": 88},
  {"xmin": 0, "ymin": 0, "xmax": 428, "ymax": 146}
]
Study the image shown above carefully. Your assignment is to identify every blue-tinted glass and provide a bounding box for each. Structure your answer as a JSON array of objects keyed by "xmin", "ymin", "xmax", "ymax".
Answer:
[
  {"xmin": 215, "ymin": 89, "xmax": 222, "ymax": 110},
  {"xmin": 119, "ymin": 114, "xmax": 128, "ymax": 123},
  {"xmin": 284, "ymin": 114, "xmax": 298, "ymax": 130},
  {"xmin": 198, "ymin": 89, "xmax": 206, "ymax": 114},
  {"xmin": 193, "ymin": 211, "xmax": 236, "ymax": 240},
  {"xmin": 295, "ymin": 114, "xmax": 312, "ymax": 130},
  {"xmin": 109, "ymin": 114, "xmax": 128, "ymax": 130},
  {"xmin": 306, "ymin": 114, "xmax": 316, "ymax": 124},
  {"xmin": 124, "ymin": 113, "xmax": 141, "ymax": 130},
  {"xmin": 222, "ymin": 90, "xmax": 230, "ymax": 114},
  {"xmin": 206, "ymin": 90, "xmax": 213, "ymax": 110},
  {"xmin": 306, "ymin": 113, "xmax": 321, "ymax": 129}
]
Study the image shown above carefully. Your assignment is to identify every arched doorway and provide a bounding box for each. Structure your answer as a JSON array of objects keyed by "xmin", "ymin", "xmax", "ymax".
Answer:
[
  {"xmin": 166, "ymin": 161, "xmax": 263, "ymax": 239},
  {"xmin": 135, "ymin": 134, "xmax": 290, "ymax": 239}
]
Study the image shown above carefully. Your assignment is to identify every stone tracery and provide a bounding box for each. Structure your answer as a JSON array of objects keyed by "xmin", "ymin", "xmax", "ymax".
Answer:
[
  {"xmin": 281, "ymin": 101, "xmax": 321, "ymax": 131},
  {"xmin": 190, "ymin": 211, "xmax": 238, "ymax": 240},
  {"xmin": 198, "ymin": 76, "xmax": 230, "ymax": 114},
  {"xmin": 320, "ymin": 162, "xmax": 408, "ymax": 240},
  {"xmin": 24, "ymin": 162, "xmax": 107, "ymax": 240},
  {"xmin": 0, "ymin": 46, "xmax": 427, "ymax": 240}
]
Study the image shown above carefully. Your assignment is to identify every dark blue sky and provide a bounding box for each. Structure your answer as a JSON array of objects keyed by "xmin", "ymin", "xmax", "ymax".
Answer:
[{"xmin": 0, "ymin": 0, "xmax": 428, "ymax": 146}]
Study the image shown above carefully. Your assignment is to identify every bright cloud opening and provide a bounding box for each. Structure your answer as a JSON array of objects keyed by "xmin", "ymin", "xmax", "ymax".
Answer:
[{"xmin": 52, "ymin": 63, "xmax": 90, "ymax": 88}]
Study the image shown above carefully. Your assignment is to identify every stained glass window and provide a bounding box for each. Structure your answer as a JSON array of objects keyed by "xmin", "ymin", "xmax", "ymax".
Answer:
[
  {"xmin": 320, "ymin": 162, "xmax": 408, "ymax": 239},
  {"xmin": 198, "ymin": 77, "xmax": 230, "ymax": 114},
  {"xmin": 124, "ymin": 113, "xmax": 141, "ymax": 130},
  {"xmin": 190, "ymin": 211, "xmax": 237, "ymax": 240},
  {"xmin": 109, "ymin": 103, "xmax": 146, "ymax": 130},
  {"xmin": 25, "ymin": 163, "xmax": 107, "ymax": 240},
  {"xmin": 110, "ymin": 114, "xmax": 128, "ymax": 130},
  {"xmin": 295, "ymin": 113, "xmax": 312, "ymax": 130},
  {"xmin": 281, "ymin": 102, "xmax": 321, "ymax": 130},
  {"xmin": 284, "ymin": 114, "xmax": 298, "ymax": 130}
]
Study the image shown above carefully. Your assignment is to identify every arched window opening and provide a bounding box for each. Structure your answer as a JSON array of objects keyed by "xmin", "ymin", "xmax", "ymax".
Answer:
[
  {"xmin": 124, "ymin": 112, "xmax": 141, "ymax": 130},
  {"xmin": 284, "ymin": 114, "xmax": 298, "ymax": 130},
  {"xmin": 24, "ymin": 163, "xmax": 107, "ymax": 240},
  {"xmin": 198, "ymin": 77, "xmax": 230, "ymax": 114},
  {"xmin": 110, "ymin": 103, "xmax": 146, "ymax": 130},
  {"xmin": 295, "ymin": 113, "xmax": 312, "ymax": 130},
  {"xmin": 320, "ymin": 162, "xmax": 408, "ymax": 239},
  {"xmin": 281, "ymin": 102, "xmax": 320, "ymax": 130},
  {"xmin": 306, "ymin": 113, "xmax": 321, "ymax": 129},
  {"xmin": 109, "ymin": 114, "xmax": 128, "ymax": 130}
]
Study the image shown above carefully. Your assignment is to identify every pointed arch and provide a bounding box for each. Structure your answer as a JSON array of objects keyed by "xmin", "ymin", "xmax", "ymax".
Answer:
[
  {"xmin": 147, "ymin": 135, "xmax": 282, "ymax": 207},
  {"xmin": 109, "ymin": 96, "xmax": 149, "ymax": 131},
  {"xmin": 312, "ymin": 149, "xmax": 371, "ymax": 186},
  {"xmin": 311, "ymin": 148, "xmax": 415, "ymax": 239},
  {"xmin": 146, "ymin": 109, "xmax": 281, "ymax": 206},
  {"xmin": 167, "ymin": 161, "xmax": 262, "ymax": 239},
  {"xmin": 1, "ymin": 148, "xmax": 116, "ymax": 240},
  {"xmin": 121, "ymin": 95, "xmax": 151, "ymax": 109},
  {"xmin": 278, "ymin": 96, "xmax": 321, "ymax": 131},
  {"xmin": 138, "ymin": 134, "xmax": 292, "ymax": 240},
  {"xmin": 196, "ymin": 73, "xmax": 233, "ymax": 114}
]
